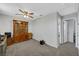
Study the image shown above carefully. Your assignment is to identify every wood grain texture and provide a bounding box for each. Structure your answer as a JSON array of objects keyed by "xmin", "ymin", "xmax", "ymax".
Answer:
[
  {"xmin": 13, "ymin": 20, "xmax": 31, "ymax": 43},
  {"xmin": 7, "ymin": 20, "xmax": 32, "ymax": 46}
]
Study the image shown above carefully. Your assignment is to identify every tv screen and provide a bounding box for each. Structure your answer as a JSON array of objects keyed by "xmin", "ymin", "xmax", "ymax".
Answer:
[{"xmin": 5, "ymin": 32, "xmax": 11, "ymax": 38}]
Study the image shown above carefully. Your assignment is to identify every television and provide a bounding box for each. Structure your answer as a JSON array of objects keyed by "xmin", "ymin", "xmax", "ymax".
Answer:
[{"xmin": 5, "ymin": 32, "xmax": 11, "ymax": 38}]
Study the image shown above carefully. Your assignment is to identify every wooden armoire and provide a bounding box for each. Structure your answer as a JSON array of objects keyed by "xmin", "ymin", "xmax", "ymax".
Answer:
[{"xmin": 13, "ymin": 20, "xmax": 30, "ymax": 43}]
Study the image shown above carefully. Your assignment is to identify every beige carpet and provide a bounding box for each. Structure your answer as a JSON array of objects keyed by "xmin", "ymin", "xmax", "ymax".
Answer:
[{"xmin": 6, "ymin": 39, "xmax": 78, "ymax": 56}]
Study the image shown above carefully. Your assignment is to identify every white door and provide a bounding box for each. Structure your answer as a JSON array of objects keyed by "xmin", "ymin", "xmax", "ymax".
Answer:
[
  {"xmin": 68, "ymin": 20, "xmax": 74, "ymax": 43},
  {"xmin": 64, "ymin": 21, "xmax": 68, "ymax": 43},
  {"xmin": 63, "ymin": 20, "xmax": 75, "ymax": 43}
]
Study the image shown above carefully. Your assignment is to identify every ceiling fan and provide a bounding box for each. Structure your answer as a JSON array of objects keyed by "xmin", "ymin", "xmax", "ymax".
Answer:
[{"xmin": 16, "ymin": 9, "xmax": 34, "ymax": 18}]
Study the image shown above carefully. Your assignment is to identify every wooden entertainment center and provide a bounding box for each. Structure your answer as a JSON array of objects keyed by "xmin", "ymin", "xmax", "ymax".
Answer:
[{"xmin": 7, "ymin": 20, "xmax": 32, "ymax": 46}]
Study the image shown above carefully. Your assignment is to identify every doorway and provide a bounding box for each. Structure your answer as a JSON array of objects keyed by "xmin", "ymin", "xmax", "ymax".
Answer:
[{"xmin": 63, "ymin": 19, "xmax": 76, "ymax": 44}]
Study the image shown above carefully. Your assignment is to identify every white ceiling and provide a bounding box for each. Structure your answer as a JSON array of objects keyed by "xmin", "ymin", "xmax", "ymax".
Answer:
[{"xmin": 0, "ymin": 3, "xmax": 78, "ymax": 20}]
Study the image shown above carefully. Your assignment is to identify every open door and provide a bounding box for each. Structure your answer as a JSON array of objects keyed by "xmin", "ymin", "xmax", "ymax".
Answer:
[
  {"xmin": 63, "ymin": 21, "xmax": 68, "ymax": 43},
  {"xmin": 63, "ymin": 19, "xmax": 76, "ymax": 43}
]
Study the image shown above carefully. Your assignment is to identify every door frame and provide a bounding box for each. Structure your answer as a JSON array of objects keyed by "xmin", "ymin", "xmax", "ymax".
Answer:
[{"xmin": 59, "ymin": 18, "xmax": 76, "ymax": 45}]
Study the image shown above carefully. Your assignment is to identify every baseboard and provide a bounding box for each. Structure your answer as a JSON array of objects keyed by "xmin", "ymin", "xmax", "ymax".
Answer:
[{"xmin": 32, "ymin": 39, "xmax": 58, "ymax": 48}]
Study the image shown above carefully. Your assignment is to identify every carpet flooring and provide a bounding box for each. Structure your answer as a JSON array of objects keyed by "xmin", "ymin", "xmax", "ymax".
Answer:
[{"xmin": 6, "ymin": 39, "xmax": 78, "ymax": 56}]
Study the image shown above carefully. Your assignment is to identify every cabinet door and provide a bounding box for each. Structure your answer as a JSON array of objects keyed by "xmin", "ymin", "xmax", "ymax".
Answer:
[{"xmin": 13, "ymin": 20, "xmax": 28, "ymax": 43}]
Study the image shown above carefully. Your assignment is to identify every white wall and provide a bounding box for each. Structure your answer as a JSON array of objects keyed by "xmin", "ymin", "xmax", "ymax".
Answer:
[
  {"xmin": 63, "ymin": 13, "xmax": 77, "ymax": 21},
  {"xmin": 0, "ymin": 14, "xmax": 13, "ymax": 36},
  {"xmin": 31, "ymin": 12, "xmax": 58, "ymax": 48},
  {"xmin": 28, "ymin": 21, "xmax": 32, "ymax": 33}
]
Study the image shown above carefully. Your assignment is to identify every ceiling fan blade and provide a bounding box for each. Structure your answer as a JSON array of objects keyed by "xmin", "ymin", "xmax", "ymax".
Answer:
[
  {"xmin": 19, "ymin": 9, "xmax": 24, "ymax": 13},
  {"xmin": 16, "ymin": 14, "xmax": 23, "ymax": 15},
  {"xmin": 24, "ymin": 11, "xmax": 28, "ymax": 15},
  {"xmin": 28, "ymin": 13, "xmax": 34, "ymax": 15},
  {"xmin": 28, "ymin": 16, "xmax": 33, "ymax": 18}
]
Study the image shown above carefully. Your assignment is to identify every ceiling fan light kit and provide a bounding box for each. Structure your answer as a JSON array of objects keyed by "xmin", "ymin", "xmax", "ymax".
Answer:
[
  {"xmin": 24, "ymin": 15, "xmax": 29, "ymax": 18},
  {"xmin": 16, "ymin": 9, "xmax": 34, "ymax": 19},
  {"xmin": 24, "ymin": 15, "xmax": 26, "ymax": 18}
]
